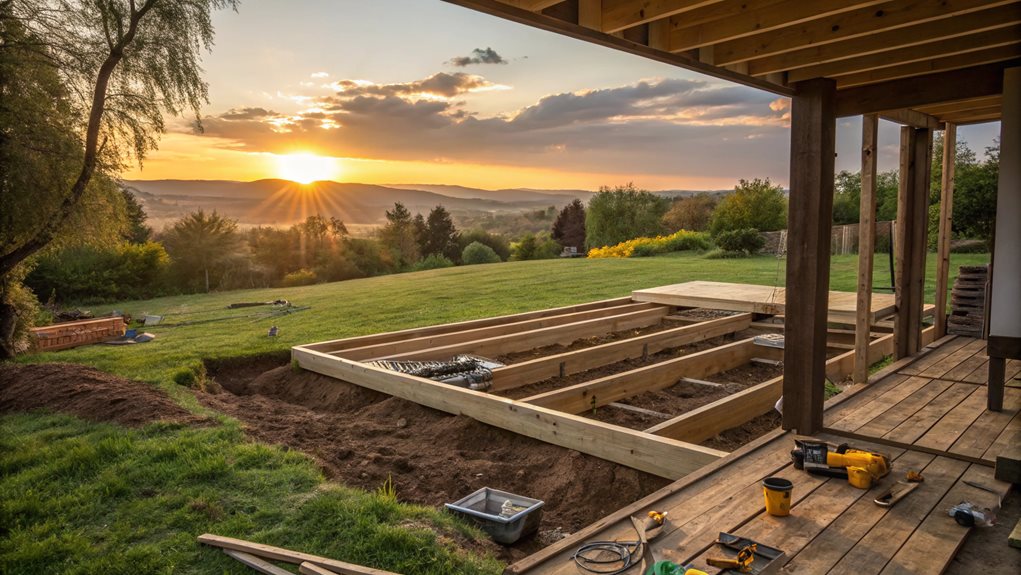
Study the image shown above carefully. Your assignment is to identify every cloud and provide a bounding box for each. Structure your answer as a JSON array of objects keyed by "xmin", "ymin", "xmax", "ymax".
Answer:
[
  {"xmin": 448, "ymin": 47, "xmax": 508, "ymax": 67},
  {"xmin": 195, "ymin": 74, "xmax": 792, "ymax": 181}
]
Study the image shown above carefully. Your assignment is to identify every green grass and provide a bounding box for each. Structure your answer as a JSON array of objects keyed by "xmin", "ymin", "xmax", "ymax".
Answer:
[
  {"xmin": 5, "ymin": 251, "xmax": 988, "ymax": 573},
  {"xmin": 0, "ymin": 414, "xmax": 502, "ymax": 575}
]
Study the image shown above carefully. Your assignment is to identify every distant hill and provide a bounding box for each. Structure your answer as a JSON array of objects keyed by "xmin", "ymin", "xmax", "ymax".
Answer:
[{"xmin": 124, "ymin": 179, "xmax": 730, "ymax": 231}]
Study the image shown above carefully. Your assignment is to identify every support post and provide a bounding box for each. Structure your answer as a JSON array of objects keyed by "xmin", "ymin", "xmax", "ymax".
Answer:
[
  {"xmin": 987, "ymin": 66, "xmax": 1021, "ymax": 411},
  {"xmin": 783, "ymin": 78, "xmax": 836, "ymax": 435},
  {"xmin": 935, "ymin": 123, "xmax": 957, "ymax": 338},
  {"xmin": 854, "ymin": 114, "xmax": 879, "ymax": 384},
  {"xmin": 894, "ymin": 126, "xmax": 932, "ymax": 359}
]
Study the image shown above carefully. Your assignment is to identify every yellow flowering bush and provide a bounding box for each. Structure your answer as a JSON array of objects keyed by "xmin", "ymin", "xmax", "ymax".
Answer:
[{"xmin": 587, "ymin": 229, "xmax": 710, "ymax": 258}]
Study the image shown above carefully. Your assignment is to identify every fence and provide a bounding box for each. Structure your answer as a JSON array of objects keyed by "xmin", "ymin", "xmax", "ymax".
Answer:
[{"xmin": 761, "ymin": 221, "xmax": 894, "ymax": 255}]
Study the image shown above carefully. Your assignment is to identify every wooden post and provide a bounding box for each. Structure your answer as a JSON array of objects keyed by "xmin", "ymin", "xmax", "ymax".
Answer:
[
  {"xmin": 854, "ymin": 114, "xmax": 879, "ymax": 384},
  {"xmin": 783, "ymin": 78, "xmax": 836, "ymax": 435},
  {"xmin": 894, "ymin": 126, "xmax": 932, "ymax": 358},
  {"xmin": 935, "ymin": 123, "xmax": 957, "ymax": 337}
]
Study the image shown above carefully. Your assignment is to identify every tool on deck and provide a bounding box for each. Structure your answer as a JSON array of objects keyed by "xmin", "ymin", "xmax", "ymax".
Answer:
[
  {"xmin": 949, "ymin": 502, "xmax": 996, "ymax": 527},
  {"xmin": 791, "ymin": 439, "xmax": 890, "ymax": 489},
  {"xmin": 706, "ymin": 544, "xmax": 756, "ymax": 572},
  {"xmin": 645, "ymin": 561, "xmax": 707, "ymax": 575},
  {"xmin": 572, "ymin": 510, "xmax": 670, "ymax": 575},
  {"xmin": 874, "ymin": 471, "xmax": 924, "ymax": 507},
  {"xmin": 702, "ymin": 533, "xmax": 784, "ymax": 575}
]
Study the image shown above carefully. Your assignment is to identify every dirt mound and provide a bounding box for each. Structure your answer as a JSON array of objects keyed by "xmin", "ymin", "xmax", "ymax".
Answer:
[
  {"xmin": 201, "ymin": 364, "xmax": 670, "ymax": 557},
  {"xmin": 0, "ymin": 363, "xmax": 203, "ymax": 427}
]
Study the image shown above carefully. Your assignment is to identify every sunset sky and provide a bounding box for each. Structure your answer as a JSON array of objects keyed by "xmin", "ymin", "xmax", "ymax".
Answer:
[{"xmin": 122, "ymin": 0, "xmax": 1001, "ymax": 191}]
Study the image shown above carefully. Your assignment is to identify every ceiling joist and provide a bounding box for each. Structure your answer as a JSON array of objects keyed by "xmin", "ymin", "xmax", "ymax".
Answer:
[
  {"xmin": 601, "ymin": 0, "xmax": 723, "ymax": 34},
  {"xmin": 836, "ymin": 44, "xmax": 1021, "ymax": 88}
]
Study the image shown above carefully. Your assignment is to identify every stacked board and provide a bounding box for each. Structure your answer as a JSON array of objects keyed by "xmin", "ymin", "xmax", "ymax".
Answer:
[{"xmin": 948, "ymin": 265, "xmax": 988, "ymax": 337}]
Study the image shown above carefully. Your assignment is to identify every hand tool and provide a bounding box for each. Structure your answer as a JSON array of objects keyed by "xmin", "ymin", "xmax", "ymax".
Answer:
[
  {"xmin": 706, "ymin": 544, "xmax": 756, "ymax": 572},
  {"xmin": 791, "ymin": 439, "xmax": 890, "ymax": 489},
  {"xmin": 874, "ymin": 471, "xmax": 924, "ymax": 507}
]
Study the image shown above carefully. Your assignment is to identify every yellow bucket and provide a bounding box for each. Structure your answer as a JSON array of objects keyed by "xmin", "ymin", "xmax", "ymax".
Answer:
[{"xmin": 762, "ymin": 477, "xmax": 793, "ymax": 517}]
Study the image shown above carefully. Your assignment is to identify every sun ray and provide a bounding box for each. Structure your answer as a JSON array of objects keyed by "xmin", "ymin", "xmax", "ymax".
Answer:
[{"xmin": 275, "ymin": 152, "xmax": 338, "ymax": 184}]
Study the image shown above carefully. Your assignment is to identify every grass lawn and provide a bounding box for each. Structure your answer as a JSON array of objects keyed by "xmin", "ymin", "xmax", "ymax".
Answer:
[{"xmin": 3, "ymin": 251, "xmax": 988, "ymax": 574}]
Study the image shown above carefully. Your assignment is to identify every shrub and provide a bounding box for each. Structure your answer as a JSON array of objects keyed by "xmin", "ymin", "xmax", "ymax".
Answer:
[
  {"xmin": 587, "ymin": 230, "xmax": 711, "ymax": 258},
  {"xmin": 703, "ymin": 248, "xmax": 749, "ymax": 259},
  {"xmin": 457, "ymin": 229, "xmax": 510, "ymax": 261},
  {"xmin": 281, "ymin": 269, "xmax": 317, "ymax": 287},
  {"xmin": 461, "ymin": 242, "xmax": 501, "ymax": 265},
  {"xmin": 511, "ymin": 233, "xmax": 560, "ymax": 261},
  {"xmin": 714, "ymin": 228, "xmax": 765, "ymax": 254},
  {"xmin": 26, "ymin": 242, "xmax": 171, "ymax": 303},
  {"xmin": 412, "ymin": 254, "xmax": 454, "ymax": 271}
]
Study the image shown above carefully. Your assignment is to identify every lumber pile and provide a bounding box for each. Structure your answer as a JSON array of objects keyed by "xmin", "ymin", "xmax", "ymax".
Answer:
[
  {"xmin": 198, "ymin": 534, "xmax": 401, "ymax": 575},
  {"xmin": 947, "ymin": 265, "xmax": 988, "ymax": 338},
  {"xmin": 29, "ymin": 316, "xmax": 126, "ymax": 351}
]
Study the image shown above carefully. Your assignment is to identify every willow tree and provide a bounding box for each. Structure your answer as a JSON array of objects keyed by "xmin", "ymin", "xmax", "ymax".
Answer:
[{"xmin": 0, "ymin": 0, "xmax": 237, "ymax": 357}]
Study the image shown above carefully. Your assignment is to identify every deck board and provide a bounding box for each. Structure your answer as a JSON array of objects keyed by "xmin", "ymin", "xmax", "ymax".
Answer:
[
  {"xmin": 511, "ymin": 336, "xmax": 1015, "ymax": 575},
  {"xmin": 631, "ymin": 281, "xmax": 896, "ymax": 324}
]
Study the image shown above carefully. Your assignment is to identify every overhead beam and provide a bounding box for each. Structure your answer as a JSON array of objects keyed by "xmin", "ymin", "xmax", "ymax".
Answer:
[
  {"xmin": 600, "ymin": 0, "xmax": 723, "ymax": 33},
  {"xmin": 521, "ymin": 337, "xmax": 764, "ymax": 414},
  {"xmin": 292, "ymin": 346, "xmax": 725, "ymax": 479},
  {"xmin": 880, "ymin": 109, "xmax": 942, "ymax": 130},
  {"xmin": 940, "ymin": 105, "xmax": 1004, "ymax": 123},
  {"xmin": 854, "ymin": 114, "xmax": 879, "ymax": 385},
  {"xmin": 578, "ymin": 0, "xmax": 601, "ymax": 29},
  {"xmin": 788, "ymin": 26, "xmax": 1021, "ymax": 83},
  {"xmin": 747, "ymin": 4, "xmax": 1021, "ymax": 77},
  {"xmin": 442, "ymin": 0, "xmax": 793, "ymax": 96},
  {"xmin": 935, "ymin": 123, "xmax": 957, "ymax": 338},
  {"xmin": 668, "ymin": 0, "xmax": 885, "ymax": 53},
  {"xmin": 916, "ymin": 95, "xmax": 1003, "ymax": 116},
  {"xmin": 501, "ymin": 0, "xmax": 565, "ymax": 10},
  {"xmin": 489, "ymin": 313, "xmax": 751, "ymax": 391},
  {"xmin": 783, "ymin": 78, "xmax": 837, "ymax": 435},
  {"xmin": 713, "ymin": 0, "xmax": 1017, "ymax": 66},
  {"xmin": 835, "ymin": 62, "xmax": 1009, "ymax": 117},
  {"xmin": 836, "ymin": 44, "xmax": 1021, "ymax": 88}
]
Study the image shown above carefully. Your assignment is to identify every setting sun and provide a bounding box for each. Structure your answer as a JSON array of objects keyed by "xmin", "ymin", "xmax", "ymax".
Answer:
[{"xmin": 275, "ymin": 152, "xmax": 338, "ymax": 184}]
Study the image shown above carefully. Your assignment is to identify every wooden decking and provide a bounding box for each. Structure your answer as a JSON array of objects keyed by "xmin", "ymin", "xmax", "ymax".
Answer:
[
  {"xmin": 508, "ymin": 336, "xmax": 1018, "ymax": 575},
  {"xmin": 632, "ymin": 281, "xmax": 897, "ymax": 324}
]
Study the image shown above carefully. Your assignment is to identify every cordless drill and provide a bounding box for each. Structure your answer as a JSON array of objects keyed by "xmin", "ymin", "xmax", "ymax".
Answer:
[{"xmin": 791, "ymin": 439, "xmax": 890, "ymax": 489}]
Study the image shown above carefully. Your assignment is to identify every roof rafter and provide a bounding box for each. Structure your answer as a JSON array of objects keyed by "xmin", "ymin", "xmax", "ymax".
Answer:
[
  {"xmin": 601, "ymin": 0, "xmax": 724, "ymax": 33},
  {"xmin": 836, "ymin": 44, "xmax": 1021, "ymax": 88}
]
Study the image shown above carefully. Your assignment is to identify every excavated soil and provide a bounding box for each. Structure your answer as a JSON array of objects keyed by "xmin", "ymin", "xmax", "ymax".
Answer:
[
  {"xmin": 200, "ymin": 363, "xmax": 671, "ymax": 558},
  {"xmin": 0, "ymin": 363, "xmax": 205, "ymax": 427}
]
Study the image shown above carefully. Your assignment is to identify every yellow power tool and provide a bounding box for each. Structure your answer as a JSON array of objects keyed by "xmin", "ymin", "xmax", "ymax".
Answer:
[{"xmin": 792, "ymin": 439, "xmax": 890, "ymax": 489}]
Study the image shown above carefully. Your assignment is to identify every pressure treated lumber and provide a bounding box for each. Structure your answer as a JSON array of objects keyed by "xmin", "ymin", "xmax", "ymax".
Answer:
[
  {"xmin": 335, "ymin": 302, "xmax": 660, "ymax": 360},
  {"xmin": 521, "ymin": 337, "xmax": 759, "ymax": 414},
  {"xmin": 305, "ymin": 296, "xmax": 632, "ymax": 353},
  {"xmin": 489, "ymin": 313, "xmax": 750, "ymax": 391},
  {"xmin": 223, "ymin": 550, "xmax": 294, "ymax": 575},
  {"xmin": 292, "ymin": 346, "xmax": 724, "ymax": 478},
  {"xmin": 198, "ymin": 534, "xmax": 401, "ymax": 575},
  {"xmin": 995, "ymin": 443, "xmax": 1021, "ymax": 483},
  {"xmin": 895, "ymin": 126, "xmax": 933, "ymax": 359},
  {"xmin": 377, "ymin": 306, "xmax": 669, "ymax": 361},
  {"xmin": 855, "ymin": 113, "xmax": 879, "ymax": 384}
]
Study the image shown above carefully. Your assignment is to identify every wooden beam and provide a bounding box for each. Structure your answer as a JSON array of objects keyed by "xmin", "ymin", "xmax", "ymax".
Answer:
[
  {"xmin": 502, "ymin": 0, "xmax": 565, "ymax": 10},
  {"xmin": 788, "ymin": 26, "xmax": 1021, "ymax": 83},
  {"xmin": 746, "ymin": 4, "xmax": 1021, "ymax": 77},
  {"xmin": 835, "ymin": 62, "xmax": 1009, "ymax": 117},
  {"xmin": 334, "ymin": 302, "xmax": 659, "ymax": 360},
  {"xmin": 894, "ymin": 126, "xmax": 933, "ymax": 359},
  {"xmin": 916, "ymin": 95, "xmax": 1002, "ymax": 116},
  {"xmin": 669, "ymin": 0, "xmax": 885, "ymax": 53},
  {"xmin": 783, "ymin": 78, "xmax": 836, "ymax": 435},
  {"xmin": 600, "ymin": 0, "xmax": 723, "ymax": 33},
  {"xmin": 291, "ymin": 346, "xmax": 724, "ymax": 478},
  {"xmin": 578, "ymin": 0, "xmax": 601, "ymax": 29},
  {"xmin": 223, "ymin": 550, "xmax": 295, "ymax": 575},
  {"xmin": 940, "ymin": 105, "xmax": 1004, "ymax": 122},
  {"xmin": 836, "ymin": 44, "xmax": 1021, "ymax": 88},
  {"xmin": 377, "ymin": 305, "xmax": 668, "ymax": 361},
  {"xmin": 521, "ymin": 337, "xmax": 760, "ymax": 414},
  {"xmin": 305, "ymin": 296, "xmax": 632, "ymax": 353},
  {"xmin": 855, "ymin": 113, "xmax": 879, "ymax": 385},
  {"xmin": 713, "ymin": 0, "xmax": 1017, "ymax": 66},
  {"xmin": 647, "ymin": 332, "xmax": 897, "ymax": 443},
  {"xmin": 879, "ymin": 109, "xmax": 942, "ymax": 130},
  {"xmin": 489, "ymin": 313, "xmax": 751, "ymax": 391},
  {"xmin": 198, "ymin": 534, "xmax": 401, "ymax": 575},
  {"xmin": 442, "ymin": 0, "xmax": 793, "ymax": 96},
  {"xmin": 935, "ymin": 123, "xmax": 957, "ymax": 338}
]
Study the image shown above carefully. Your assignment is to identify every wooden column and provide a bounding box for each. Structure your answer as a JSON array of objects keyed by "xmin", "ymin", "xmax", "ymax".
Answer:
[
  {"xmin": 783, "ymin": 78, "xmax": 836, "ymax": 435},
  {"xmin": 854, "ymin": 114, "xmax": 879, "ymax": 384},
  {"xmin": 894, "ymin": 126, "xmax": 932, "ymax": 359},
  {"xmin": 934, "ymin": 123, "xmax": 957, "ymax": 337}
]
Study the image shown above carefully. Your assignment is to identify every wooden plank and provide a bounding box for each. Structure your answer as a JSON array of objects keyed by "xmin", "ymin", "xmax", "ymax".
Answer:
[
  {"xmin": 837, "ymin": 45, "xmax": 1021, "ymax": 88},
  {"xmin": 292, "ymin": 346, "xmax": 724, "ymax": 479},
  {"xmin": 879, "ymin": 464, "xmax": 1009, "ymax": 574},
  {"xmin": 304, "ymin": 296, "xmax": 632, "ymax": 353},
  {"xmin": 632, "ymin": 281, "xmax": 896, "ymax": 324},
  {"xmin": 894, "ymin": 126, "xmax": 932, "ymax": 359},
  {"xmin": 996, "ymin": 441, "xmax": 1021, "ymax": 484},
  {"xmin": 784, "ymin": 77, "xmax": 837, "ymax": 435},
  {"xmin": 950, "ymin": 387, "xmax": 1019, "ymax": 459},
  {"xmin": 857, "ymin": 114, "xmax": 877, "ymax": 386},
  {"xmin": 335, "ymin": 302, "xmax": 660, "ymax": 360},
  {"xmin": 898, "ymin": 336, "xmax": 968, "ymax": 375},
  {"xmin": 600, "ymin": 0, "xmax": 723, "ymax": 34},
  {"xmin": 746, "ymin": 4, "xmax": 1021, "ymax": 76},
  {"xmin": 827, "ymin": 375, "xmax": 934, "ymax": 432},
  {"xmin": 884, "ymin": 383, "xmax": 978, "ymax": 445},
  {"xmin": 917, "ymin": 95, "xmax": 1004, "ymax": 116},
  {"xmin": 198, "ymin": 534, "xmax": 401, "ymax": 575},
  {"xmin": 712, "ymin": 0, "xmax": 1017, "ymax": 66},
  {"xmin": 223, "ymin": 549, "xmax": 295, "ymax": 575},
  {"xmin": 608, "ymin": 402, "xmax": 671, "ymax": 419},
  {"xmin": 835, "ymin": 62, "xmax": 1007, "ymax": 117},
  {"xmin": 918, "ymin": 340, "xmax": 987, "ymax": 380},
  {"xmin": 941, "ymin": 338, "xmax": 988, "ymax": 381},
  {"xmin": 914, "ymin": 384, "xmax": 991, "ymax": 451},
  {"xmin": 378, "ymin": 306, "xmax": 669, "ymax": 361},
  {"xmin": 521, "ymin": 337, "xmax": 757, "ymax": 414},
  {"xmin": 853, "ymin": 378, "xmax": 956, "ymax": 437},
  {"xmin": 489, "ymin": 313, "xmax": 751, "ymax": 391}
]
